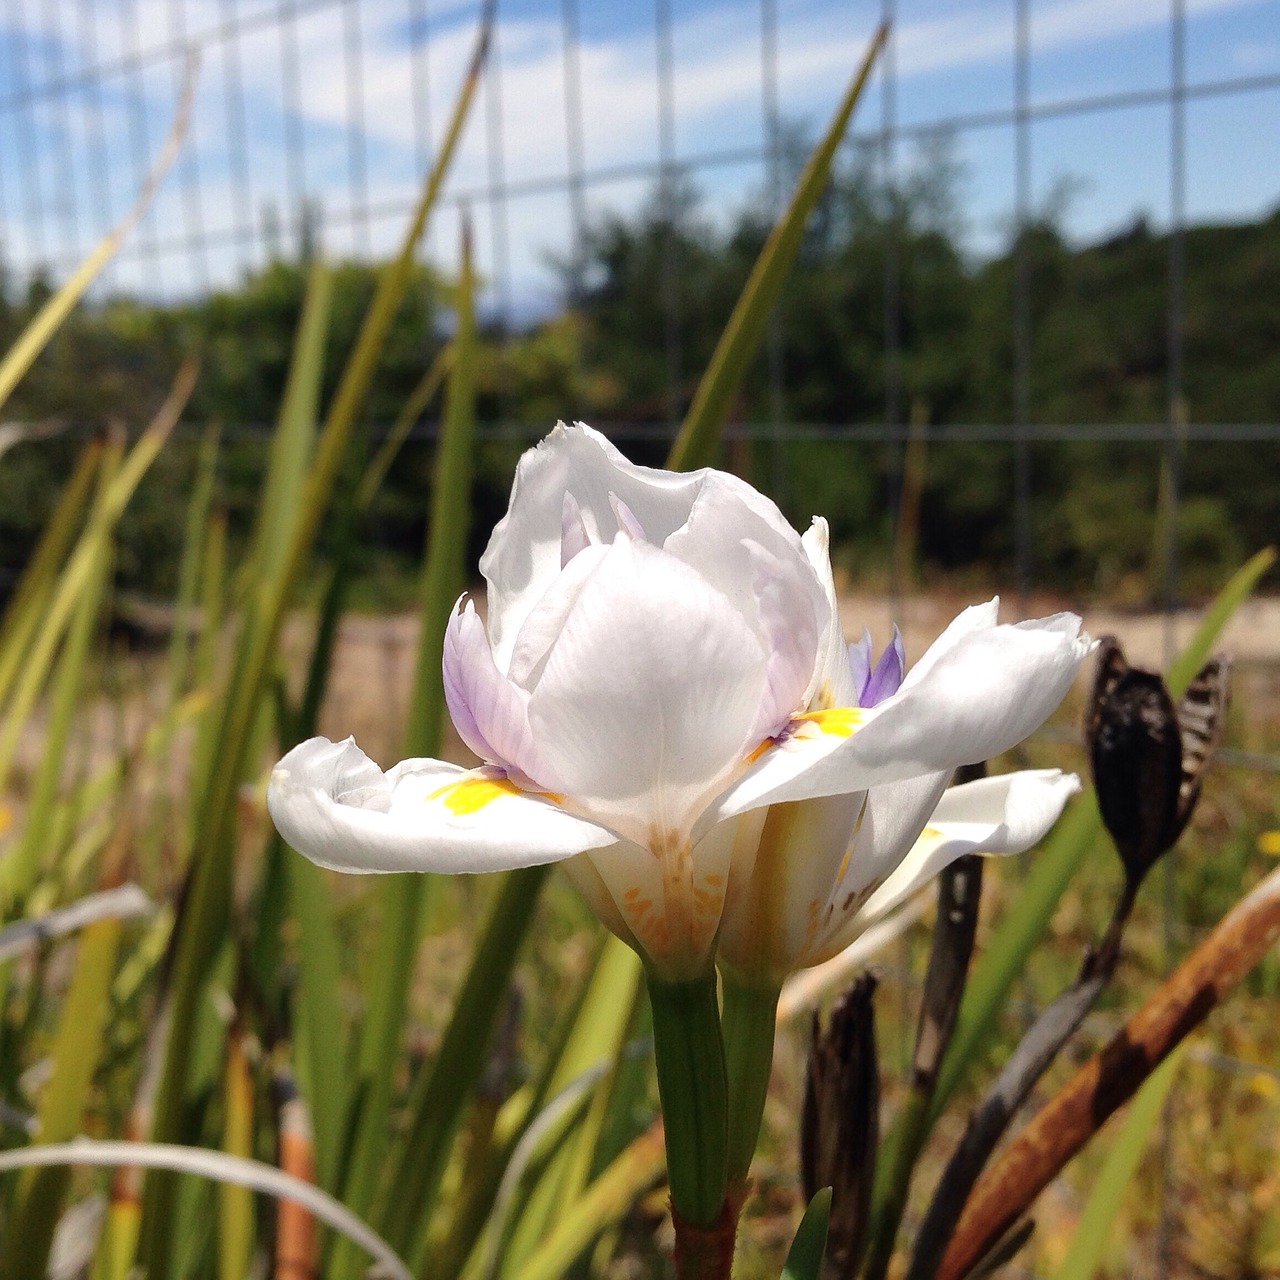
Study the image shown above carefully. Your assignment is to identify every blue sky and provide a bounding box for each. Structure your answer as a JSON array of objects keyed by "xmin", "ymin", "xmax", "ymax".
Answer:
[{"xmin": 0, "ymin": 0, "xmax": 1277, "ymax": 312}]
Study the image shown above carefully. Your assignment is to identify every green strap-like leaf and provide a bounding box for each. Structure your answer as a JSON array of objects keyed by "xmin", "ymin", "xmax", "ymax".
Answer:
[
  {"xmin": 1052, "ymin": 1045, "xmax": 1188, "ymax": 1280},
  {"xmin": 332, "ymin": 222, "xmax": 481, "ymax": 1279},
  {"xmin": 0, "ymin": 917, "xmax": 126, "ymax": 1278},
  {"xmin": 781, "ymin": 1188, "xmax": 833, "ymax": 1280},
  {"xmin": 666, "ymin": 23, "xmax": 887, "ymax": 473},
  {"xmin": 140, "ymin": 13, "xmax": 493, "ymax": 1270},
  {"xmin": 0, "ymin": 59, "xmax": 195, "ymax": 416}
]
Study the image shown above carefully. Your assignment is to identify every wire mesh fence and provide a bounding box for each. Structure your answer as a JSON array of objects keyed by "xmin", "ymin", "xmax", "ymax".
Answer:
[
  {"xmin": 2, "ymin": 0, "xmax": 1278, "ymax": 601},
  {"xmin": 1, "ymin": 2, "xmax": 1279, "ymax": 1269}
]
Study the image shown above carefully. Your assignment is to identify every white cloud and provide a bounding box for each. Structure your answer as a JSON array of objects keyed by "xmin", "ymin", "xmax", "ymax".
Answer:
[{"xmin": 0, "ymin": 0, "xmax": 1273, "ymax": 300}]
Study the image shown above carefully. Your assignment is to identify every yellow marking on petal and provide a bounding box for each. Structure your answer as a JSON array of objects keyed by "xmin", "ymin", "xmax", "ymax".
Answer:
[
  {"xmin": 624, "ymin": 897, "xmax": 654, "ymax": 920},
  {"xmin": 920, "ymin": 825, "xmax": 944, "ymax": 842},
  {"xmin": 426, "ymin": 775, "xmax": 563, "ymax": 817},
  {"xmin": 745, "ymin": 737, "xmax": 773, "ymax": 764},
  {"xmin": 623, "ymin": 886, "xmax": 642, "ymax": 902},
  {"xmin": 703, "ymin": 873, "xmax": 724, "ymax": 888},
  {"xmin": 795, "ymin": 706, "xmax": 867, "ymax": 737}
]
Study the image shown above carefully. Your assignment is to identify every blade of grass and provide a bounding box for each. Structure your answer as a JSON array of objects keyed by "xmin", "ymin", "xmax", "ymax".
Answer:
[
  {"xmin": 283, "ymin": 850, "xmax": 348, "ymax": 1194},
  {"xmin": 509, "ymin": 1123, "xmax": 667, "ymax": 1280},
  {"xmin": 144, "ymin": 421, "xmax": 223, "ymax": 881},
  {"xmin": 219, "ymin": 1030, "xmax": 255, "ymax": 1280},
  {"xmin": 0, "ymin": 364, "xmax": 196, "ymax": 904},
  {"xmin": 330, "ymin": 221, "xmax": 479, "ymax": 1277},
  {"xmin": 499, "ymin": 938, "xmax": 645, "ymax": 1272},
  {"xmin": 0, "ymin": 915, "xmax": 126, "ymax": 1279},
  {"xmin": 5, "ymin": 489, "xmax": 116, "ymax": 897},
  {"xmin": 666, "ymin": 22, "xmax": 887, "ymax": 472},
  {"xmin": 294, "ymin": 342, "xmax": 452, "ymax": 745},
  {"xmin": 0, "ymin": 885, "xmax": 152, "ymax": 962},
  {"xmin": 404, "ymin": 224, "xmax": 476, "ymax": 758},
  {"xmin": 1051, "ymin": 1045, "xmax": 1187, "ymax": 1280},
  {"xmin": 0, "ymin": 56, "xmax": 196, "ymax": 415},
  {"xmin": 245, "ymin": 257, "xmax": 332, "ymax": 590},
  {"xmin": 780, "ymin": 1188, "xmax": 833, "ymax": 1280},
  {"xmin": 141, "ymin": 18, "xmax": 491, "ymax": 1253},
  {"xmin": 380, "ymin": 864, "xmax": 550, "ymax": 1270},
  {"xmin": 0, "ymin": 439, "xmax": 101, "ymax": 696},
  {"xmin": 431, "ymin": 936, "xmax": 615, "ymax": 1280}
]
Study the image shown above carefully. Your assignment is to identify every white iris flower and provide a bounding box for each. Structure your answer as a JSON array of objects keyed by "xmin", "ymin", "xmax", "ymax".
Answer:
[{"xmin": 268, "ymin": 423, "xmax": 1089, "ymax": 981}]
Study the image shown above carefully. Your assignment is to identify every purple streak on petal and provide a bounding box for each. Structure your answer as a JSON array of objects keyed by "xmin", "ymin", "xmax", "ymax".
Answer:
[
  {"xmin": 847, "ymin": 629, "xmax": 872, "ymax": 702},
  {"xmin": 745, "ymin": 537, "xmax": 821, "ymax": 742},
  {"xmin": 442, "ymin": 600, "xmax": 538, "ymax": 776},
  {"xmin": 862, "ymin": 625, "xmax": 906, "ymax": 706},
  {"xmin": 561, "ymin": 491, "xmax": 592, "ymax": 567},
  {"xmin": 609, "ymin": 492, "xmax": 647, "ymax": 542}
]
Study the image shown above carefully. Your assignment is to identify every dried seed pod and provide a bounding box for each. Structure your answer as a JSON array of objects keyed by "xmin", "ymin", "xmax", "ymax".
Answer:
[
  {"xmin": 1085, "ymin": 636, "xmax": 1229, "ymax": 885},
  {"xmin": 801, "ymin": 973, "xmax": 878, "ymax": 1279}
]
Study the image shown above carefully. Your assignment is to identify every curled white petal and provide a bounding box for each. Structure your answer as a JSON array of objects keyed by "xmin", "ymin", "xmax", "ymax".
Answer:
[
  {"xmin": 481, "ymin": 423, "xmax": 707, "ymax": 670},
  {"xmin": 267, "ymin": 736, "xmax": 614, "ymax": 874},
  {"xmin": 710, "ymin": 611, "xmax": 1092, "ymax": 823},
  {"xmin": 835, "ymin": 768, "xmax": 1082, "ymax": 950}
]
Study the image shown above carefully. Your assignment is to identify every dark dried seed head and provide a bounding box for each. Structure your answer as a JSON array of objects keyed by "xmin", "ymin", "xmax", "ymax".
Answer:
[
  {"xmin": 1084, "ymin": 636, "xmax": 1228, "ymax": 885},
  {"xmin": 801, "ymin": 973, "xmax": 878, "ymax": 1277}
]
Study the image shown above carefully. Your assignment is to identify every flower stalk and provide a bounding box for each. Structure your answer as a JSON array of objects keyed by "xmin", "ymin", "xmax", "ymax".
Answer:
[
  {"xmin": 646, "ymin": 970, "xmax": 730, "ymax": 1232},
  {"xmin": 719, "ymin": 975, "xmax": 782, "ymax": 1190}
]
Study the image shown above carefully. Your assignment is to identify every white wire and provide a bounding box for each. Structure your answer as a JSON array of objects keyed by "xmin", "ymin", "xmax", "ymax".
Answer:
[
  {"xmin": 0, "ymin": 1138, "xmax": 411, "ymax": 1280},
  {"xmin": 0, "ymin": 885, "xmax": 155, "ymax": 962}
]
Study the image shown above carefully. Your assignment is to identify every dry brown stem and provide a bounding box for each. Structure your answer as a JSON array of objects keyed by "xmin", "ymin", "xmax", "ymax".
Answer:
[{"xmin": 937, "ymin": 863, "xmax": 1280, "ymax": 1280}]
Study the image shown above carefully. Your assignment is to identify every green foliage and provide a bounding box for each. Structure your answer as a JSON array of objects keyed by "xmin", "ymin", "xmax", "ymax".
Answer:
[
  {"xmin": 5, "ymin": 158, "xmax": 1280, "ymax": 601},
  {"xmin": 1052, "ymin": 1046, "xmax": 1188, "ymax": 1280},
  {"xmin": 780, "ymin": 1189, "xmax": 832, "ymax": 1280}
]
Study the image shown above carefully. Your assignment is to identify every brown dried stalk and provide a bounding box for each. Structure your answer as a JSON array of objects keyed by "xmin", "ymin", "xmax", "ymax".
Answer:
[{"xmin": 936, "ymin": 862, "xmax": 1280, "ymax": 1280}]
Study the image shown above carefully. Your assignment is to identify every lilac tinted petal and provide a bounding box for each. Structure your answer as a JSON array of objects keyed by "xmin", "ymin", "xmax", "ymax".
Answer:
[
  {"xmin": 847, "ymin": 629, "xmax": 872, "ymax": 702},
  {"xmin": 560, "ymin": 491, "xmax": 592, "ymax": 567},
  {"xmin": 442, "ymin": 600, "xmax": 539, "ymax": 777},
  {"xmin": 506, "ymin": 542, "xmax": 610, "ymax": 690},
  {"xmin": 609, "ymin": 493, "xmax": 648, "ymax": 542},
  {"xmin": 800, "ymin": 519, "xmax": 860, "ymax": 710},
  {"xmin": 745, "ymin": 538, "xmax": 822, "ymax": 742},
  {"xmin": 862, "ymin": 625, "xmax": 906, "ymax": 707}
]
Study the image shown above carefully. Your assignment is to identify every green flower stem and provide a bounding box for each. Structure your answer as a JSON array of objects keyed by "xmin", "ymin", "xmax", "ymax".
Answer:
[
  {"xmin": 645, "ymin": 969, "xmax": 729, "ymax": 1230},
  {"xmin": 719, "ymin": 974, "xmax": 781, "ymax": 1189}
]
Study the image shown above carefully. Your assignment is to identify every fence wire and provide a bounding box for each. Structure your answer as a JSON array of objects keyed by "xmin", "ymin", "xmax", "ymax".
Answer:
[{"xmin": 1, "ymin": 3, "xmax": 1279, "ymax": 1270}]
